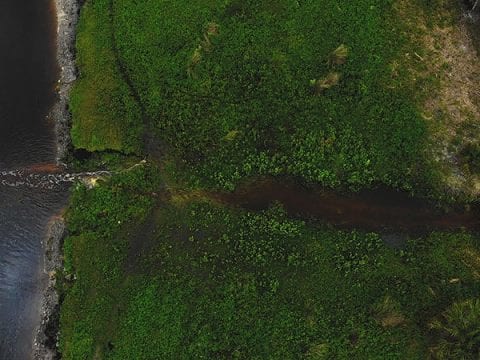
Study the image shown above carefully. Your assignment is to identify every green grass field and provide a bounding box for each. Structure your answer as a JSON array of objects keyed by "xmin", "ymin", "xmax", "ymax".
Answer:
[
  {"xmin": 59, "ymin": 169, "xmax": 480, "ymax": 359},
  {"xmin": 71, "ymin": 0, "xmax": 448, "ymax": 192},
  {"xmin": 59, "ymin": 0, "xmax": 480, "ymax": 358},
  {"xmin": 70, "ymin": 0, "xmax": 143, "ymax": 153}
]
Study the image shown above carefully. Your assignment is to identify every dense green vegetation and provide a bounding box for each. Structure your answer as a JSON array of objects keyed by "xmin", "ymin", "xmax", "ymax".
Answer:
[
  {"xmin": 70, "ymin": 0, "xmax": 143, "ymax": 153},
  {"xmin": 60, "ymin": 173, "xmax": 480, "ymax": 358},
  {"xmin": 60, "ymin": 166, "xmax": 159, "ymax": 357},
  {"xmin": 71, "ymin": 0, "xmax": 447, "ymax": 192},
  {"xmin": 429, "ymin": 298, "xmax": 480, "ymax": 359},
  {"xmin": 60, "ymin": 0, "xmax": 480, "ymax": 359}
]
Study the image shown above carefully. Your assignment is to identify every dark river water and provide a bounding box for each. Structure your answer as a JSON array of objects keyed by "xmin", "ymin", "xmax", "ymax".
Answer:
[{"xmin": 0, "ymin": 0, "xmax": 66, "ymax": 358}]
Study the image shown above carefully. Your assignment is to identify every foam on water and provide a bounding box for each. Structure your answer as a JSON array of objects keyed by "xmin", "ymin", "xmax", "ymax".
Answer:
[
  {"xmin": 0, "ymin": 0, "xmax": 61, "ymax": 357},
  {"xmin": 0, "ymin": 169, "xmax": 111, "ymax": 189}
]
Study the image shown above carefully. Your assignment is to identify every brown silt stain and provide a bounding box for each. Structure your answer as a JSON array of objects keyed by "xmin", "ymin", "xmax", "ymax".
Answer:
[{"xmin": 22, "ymin": 163, "xmax": 63, "ymax": 174}]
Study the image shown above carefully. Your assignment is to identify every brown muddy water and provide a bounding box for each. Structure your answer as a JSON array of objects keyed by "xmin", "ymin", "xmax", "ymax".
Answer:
[
  {"xmin": 0, "ymin": 1, "xmax": 67, "ymax": 359},
  {"xmin": 216, "ymin": 178, "xmax": 480, "ymax": 235}
]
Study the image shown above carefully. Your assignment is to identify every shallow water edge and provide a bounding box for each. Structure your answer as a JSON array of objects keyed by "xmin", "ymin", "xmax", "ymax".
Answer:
[{"xmin": 33, "ymin": 0, "xmax": 80, "ymax": 358}]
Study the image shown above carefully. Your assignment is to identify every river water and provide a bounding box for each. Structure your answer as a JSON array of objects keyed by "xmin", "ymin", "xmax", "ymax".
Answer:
[{"xmin": 0, "ymin": 0, "xmax": 66, "ymax": 358}]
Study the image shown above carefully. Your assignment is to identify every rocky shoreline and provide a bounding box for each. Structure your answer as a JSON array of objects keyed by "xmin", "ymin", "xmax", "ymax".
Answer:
[
  {"xmin": 33, "ymin": 0, "xmax": 80, "ymax": 358},
  {"xmin": 51, "ymin": 0, "xmax": 80, "ymax": 166},
  {"xmin": 33, "ymin": 217, "xmax": 66, "ymax": 360}
]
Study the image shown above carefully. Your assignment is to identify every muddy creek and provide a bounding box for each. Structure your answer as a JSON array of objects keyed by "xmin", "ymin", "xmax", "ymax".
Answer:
[{"xmin": 215, "ymin": 179, "xmax": 479, "ymax": 234}]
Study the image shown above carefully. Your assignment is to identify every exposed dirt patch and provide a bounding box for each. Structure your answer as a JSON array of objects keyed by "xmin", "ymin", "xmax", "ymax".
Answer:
[
  {"xmin": 423, "ymin": 25, "xmax": 480, "ymax": 128},
  {"xmin": 397, "ymin": 1, "xmax": 480, "ymax": 198},
  {"xmin": 424, "ymin": 22, "xmax": 480, "ymax": 196}
]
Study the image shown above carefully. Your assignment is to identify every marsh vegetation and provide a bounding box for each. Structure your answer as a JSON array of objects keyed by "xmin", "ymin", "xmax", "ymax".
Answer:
[{"xmin": 60, "ymin": 0, "xmax": 480, "ymax": 358}]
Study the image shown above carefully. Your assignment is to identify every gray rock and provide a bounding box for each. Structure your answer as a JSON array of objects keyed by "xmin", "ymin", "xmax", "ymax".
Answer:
[
  {"xmin": 33, "ymin": 217, "xmax": 67, "ymax": 360},
  {"xmin": 33, "ymin": 0, "xmax": 80, "ymax": 358},
  {"xmin": 50, "ymin": 0, "xmax": 81, "ymax": 165}
]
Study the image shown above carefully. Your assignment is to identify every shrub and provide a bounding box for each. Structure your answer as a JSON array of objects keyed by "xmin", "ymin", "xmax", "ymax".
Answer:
[{"xmin": 429, "ymin": 298, "xmax": 480, "ymax": 359}]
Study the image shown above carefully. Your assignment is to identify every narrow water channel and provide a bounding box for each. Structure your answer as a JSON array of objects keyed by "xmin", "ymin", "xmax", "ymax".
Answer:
[
  {"xmin": 216, "ymin": 178, "xmax": 480, "ymax": 234},
  {"xmin": 0, "ymin": 0, "xmax": 66, "ymax": 358}
]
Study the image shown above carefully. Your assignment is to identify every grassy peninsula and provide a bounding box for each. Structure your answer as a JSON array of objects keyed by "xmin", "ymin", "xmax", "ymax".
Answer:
[{"xmin": 59, "ymin": 0, "xmax": 480, "ymax": 359}]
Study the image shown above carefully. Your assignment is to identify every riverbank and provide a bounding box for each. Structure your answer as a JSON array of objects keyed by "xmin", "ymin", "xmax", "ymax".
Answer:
[
  {"xmin": 33, "ymin": 0, "xmax": 80, "ymax": 358},
  {"xmin": 33, "ymin": 216, "xmax": 66, "ymax": 360},
  {"xmin": 51, "ymin": 0, "xmax": 80, "ymax": 166}
]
